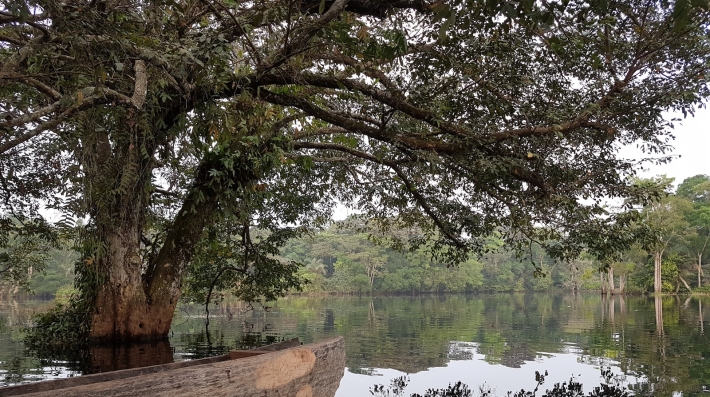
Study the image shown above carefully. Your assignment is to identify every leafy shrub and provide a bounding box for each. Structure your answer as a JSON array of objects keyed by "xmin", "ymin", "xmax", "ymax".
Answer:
[
  {"xmin": 370, "ymin": 369, "xmax": 634, "ymax": 397},
  {"xmin": 53, "ymin": 284, "xmax": 77, "ymax": 305}
]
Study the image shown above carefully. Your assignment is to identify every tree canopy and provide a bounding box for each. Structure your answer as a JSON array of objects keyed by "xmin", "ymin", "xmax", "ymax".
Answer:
[{"xmin": 1, "ymin": 0, "xmax": 710, "ymax": 341}]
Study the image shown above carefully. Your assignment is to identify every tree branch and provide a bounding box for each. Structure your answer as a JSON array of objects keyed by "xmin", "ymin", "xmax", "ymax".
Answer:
[
  {"xmin": 294, "ymin": 140, "xmax": 467, "ymax": 248},
  {"xmin": 131, "ymin": 60, "xmax": 148, "ymax": 109},
  {"xmin": 258, "ymin": 0, "xmax": 349, "ymax": 74},
  {"xmin": 0, "ymin": 90, "xmax": 136, "ymax": 155},
  {"xmin": 259, "ymin": 87, "xmax": 460, "ymax": 153}
]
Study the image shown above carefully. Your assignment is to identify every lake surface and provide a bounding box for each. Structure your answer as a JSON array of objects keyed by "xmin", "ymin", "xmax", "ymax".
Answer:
[{"xmin": 1, "ymin": 293, "xmax": 709, "ymax": 396}]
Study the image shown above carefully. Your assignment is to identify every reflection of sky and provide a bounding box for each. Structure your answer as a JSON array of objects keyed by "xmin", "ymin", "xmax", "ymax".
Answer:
[
  {"xmin": 0, "ymin": 362, "xmax": 77, "ymax": 386},
  {"xmin": 336, "ymin": 342, "xmax": 641, "ymax": 397}
]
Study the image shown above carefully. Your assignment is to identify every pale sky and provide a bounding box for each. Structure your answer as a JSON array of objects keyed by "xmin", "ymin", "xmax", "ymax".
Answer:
[
  {"xmin": 332, "ymin": 107, "xmax": 709, "ymax": 220},
  {"xmin": 620, "ymin": 107, "xmax": 710, "ymax": 185}
]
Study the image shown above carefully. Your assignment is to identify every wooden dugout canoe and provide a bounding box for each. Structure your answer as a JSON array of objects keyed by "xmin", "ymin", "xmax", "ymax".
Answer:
[{"xmin": 0, "ymin": 337, "xmax": 345, "ymax": 397}]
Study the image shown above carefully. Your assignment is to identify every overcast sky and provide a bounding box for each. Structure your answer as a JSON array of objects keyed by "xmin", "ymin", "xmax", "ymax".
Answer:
[{"xmin": 619, "ymin": 106, "xmax": 710, "ymax": 185}]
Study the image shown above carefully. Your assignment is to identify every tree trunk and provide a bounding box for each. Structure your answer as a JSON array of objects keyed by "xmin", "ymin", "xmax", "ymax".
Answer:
[
  {"xmin": 679, "ymin": 275, "xmax": 692, "ymax": 293},
  {"xmin": 654, "ymin": 250, "xmax": 663, "ymax": 294},
  {"xmin": 90, "ymin": 187, "xmax": 220, "ymax": 341},
  {"xmin": 608, "ymin": 267, "xmax": 615, "ymax": 295},
  {"xmin": 619, "ymin": 274, "xmax": 626, "ymax": 295},
  {"xmin": 90, "ymin": 228, "xmax": 175, "ymax": 341},
  {"xmin": 84, "ymin": 123, "xmax": 246, "ymax": 341},
  {"xmin": 91, "ymin": 174, "xmax": 221, "ymax": 340},
  {"xmin": 83, "ymin": 120, "xmax": 166, "ymax": 341}
]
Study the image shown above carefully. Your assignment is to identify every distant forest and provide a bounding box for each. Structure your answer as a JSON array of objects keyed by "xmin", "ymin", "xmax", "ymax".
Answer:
[
  {"xmin": 1, "ymin": 175, "xmax": 708, "ymax": 298},
  {"xmin": 282, "ymin": 174, "xmax": 710, "ymax": 296}
]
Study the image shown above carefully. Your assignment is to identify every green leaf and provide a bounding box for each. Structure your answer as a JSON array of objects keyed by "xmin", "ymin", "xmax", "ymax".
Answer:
[
  {"xmin": 18, "ymin": 2, "xmax": 29, "ymax": 23},
  {"xmin": 251, "ymin": 12, "xmax": 263, "ymax": 26},
  {"xmin": 438, "ymin": 11, "xmax": 457, "ymax": 43}
]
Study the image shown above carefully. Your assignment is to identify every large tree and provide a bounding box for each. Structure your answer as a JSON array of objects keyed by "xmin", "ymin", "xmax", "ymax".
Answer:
[
  {"xmin": 1, "ymin": 0, "xmax": 709, "ymax": 342},
  {"xmin": 677, "ymin": 175, "xmax": 710, "ymax": 287},
  {"xmin": 640, "ymin": 177, "xmax": 694, "ymax": 293}
]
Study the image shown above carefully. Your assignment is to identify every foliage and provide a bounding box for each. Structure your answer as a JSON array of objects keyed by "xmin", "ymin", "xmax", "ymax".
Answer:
[
  {"xmin": 23, "ymin": 296, "xmax": 92, "ymax": 350},
  {"xmin": 624, "ymin": 175, "xmax": 710, "ymax": 293},
  {"xmin": 661, "ymin": 253, "xmax": 681, "ymax": 292},
  {"xmin": 24, "ymin": 229, "xmax": 102, "ymax": 348},
  {"xmin": 370, "ymin": 369, "xmax": 632, "ymax": 397},
  {"xmin": 9, "ymin": 173, "xmax": 710, "ymax": 298},
  {"xmin": 676, "ymin": 175, "xmax": 710, "ymax": 287},
  {"xmin": 0, "ymin": 223, "xmax": 56, "ymax": 293},
  {"xmin": 27, "ymin": 244, "xmax": 77, "ymax": 296},
  {"xmin": 0, "ymin": 221, "xmax": 75, "ymax": 297},
  {"xmin": 281, "ymin": 220, "xmax": 628, "ymax": 294},
  {"xmin": 53, "ymin": 284, "xmax": 76, "ymax": 305},
  {"xmin": 2, "ymin": 0, "xmax": 710, "ymax": 340},
  {"xmin": 182, "ymin": 224, "xmax": 304, "ymax": 311}
]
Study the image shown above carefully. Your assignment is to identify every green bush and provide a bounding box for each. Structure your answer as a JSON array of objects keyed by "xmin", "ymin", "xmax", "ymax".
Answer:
[
  {"xmin": 54, "ymin": 284, "xmax": 77, "ymax": 305},
  {"xmin": 24, "ymin": 297, "xmax": 91, "ymax": 350}
]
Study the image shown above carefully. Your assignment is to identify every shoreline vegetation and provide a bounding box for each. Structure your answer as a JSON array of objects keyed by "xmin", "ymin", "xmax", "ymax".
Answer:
[
  {"xmin": 1, "ymin": 174, "xmax": 707, "ymax": 303},
  {"xmin": 372, "ymin": 368, "xmax": 633, "ymax": 397},
  {"xmin": 0, "ymin": 175, "xmax": 710, "ymax": 303},
  {"xmin": 181, "ymin": 175, "xmax": 709, "ymax": 302}
]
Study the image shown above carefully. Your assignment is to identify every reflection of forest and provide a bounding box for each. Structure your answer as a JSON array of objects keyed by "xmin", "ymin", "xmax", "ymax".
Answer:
[
  {"xmin": 3, "ymin": 294, "xmax": 710, "ymax": 396},
  {"xmin": 0, "ymin": 298, "xmax": 63, "ymax": 386},
  {"xmin": 268, "ymin": 294, "xmax": 710, "ymax": 396}
]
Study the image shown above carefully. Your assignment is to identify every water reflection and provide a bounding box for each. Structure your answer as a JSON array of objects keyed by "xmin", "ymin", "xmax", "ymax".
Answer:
[
  {"xmin": 1, "ymin": 294, "xmax": 710, "ymax": 396},
  {"xmin": 700, "ymin": 299, "xmax": 704, "ymax": 334},
  {"xmin": 89, "ymin": 341, "xmax": 174, "ymax": 373}
]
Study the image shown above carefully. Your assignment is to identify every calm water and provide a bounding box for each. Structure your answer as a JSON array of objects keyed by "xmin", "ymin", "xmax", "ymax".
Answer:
[{"xmin": 1, "ymin": 293, "xmax": 709, "ymax": 396}]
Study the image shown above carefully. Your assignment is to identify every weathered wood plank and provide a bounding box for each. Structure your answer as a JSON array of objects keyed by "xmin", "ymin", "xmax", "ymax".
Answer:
[
  {"xmin": 0, "ymin": 337, "xmax": 345, "ymax": 397},
  {"xmin": 249, "ymin": 337, "xmax": 301, "ymax": 352},
  {"xmin": 228, "ymin": 338, "xmax": 300, "ymax": 359}
]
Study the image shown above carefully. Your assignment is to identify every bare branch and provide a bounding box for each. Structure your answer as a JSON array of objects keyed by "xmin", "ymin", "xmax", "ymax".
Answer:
[
  {"xmin": 260, "ymin": 71, "xmax": 473, "ymax": 139},
  {"xmin": 294, "ymin": 141, "xmax": 467, "ymax": 249},
  {"xmin": 259, "ymin": 88, "xmax": 460, "ymax": 153},
  {"xmin": 293, "ymin": 126, "xmax": 348, "ymax": 140},
  {"xmin": 259, "ymin": 0, "xmax": 349, "ymax": 73},
  {"xmin": 131, "ymin": 60, "xmax": 148, "ymax": 109},
  {"xmin": 488, "ymin": 81, "xmax": 629, "ymax": 142},
  {"xmin": 293, "ymin": 141, "xmax": 379, "ymax": 162},
  {"xmin": 388, "ymin": 163, "xmax": 467, "ymax": 249},
  {"xmin": 0, "ymin": 34, "xmax": 24, "ymax": 46},
  {"xmin": 1, "ymin": 73, "xmax": 62, "ymax": 100},
  {"xmin": 0, "ymin": 101, "xmax": 62, "ymax": 131},
  {"xmin": 198, "ymin": 0, "xmax": 262, "ymax": 65},
  {"xmin": 153, "ymin": 188, "xmax": 180, "ymax": 198},
  {"xmin": 0, "ymin": 90, "xmax": 136, "ymax": 155}
]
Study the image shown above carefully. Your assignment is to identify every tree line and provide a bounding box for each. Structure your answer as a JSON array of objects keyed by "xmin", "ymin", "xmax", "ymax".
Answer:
[
  {"xmin": 608, "ymin": 174, "xmax": 710, "ymax": 294},
  {"xmin": 281, "ymin": 174, "xmax": 710, "ymax": 296},
  {"xmin": 1, "ymin": 174, "xmax": 708, "ymax": 299}
]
